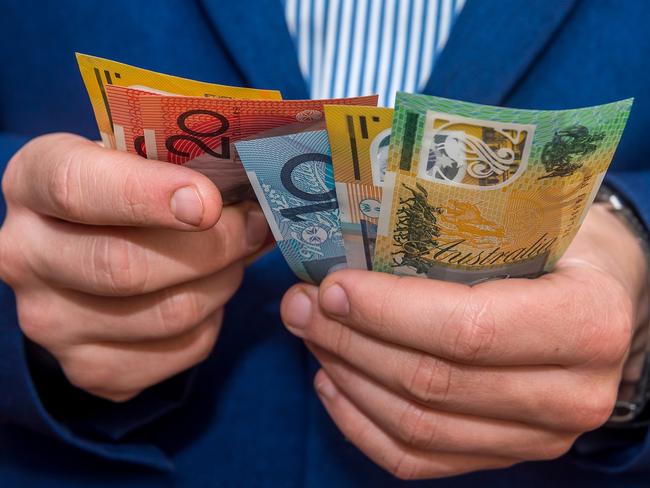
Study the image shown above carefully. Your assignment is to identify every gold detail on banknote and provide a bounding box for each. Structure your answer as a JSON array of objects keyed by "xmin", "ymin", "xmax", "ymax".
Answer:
[
  {"xmin": 416, "ymin": 112, "xmax": 535, "ymax": 189},
  {"xmin": 437, "ymin": 200, "xmax": 505, "ymax": 247},
  {"xmin": 325, "ymin": 105, "xmax": 393, "ymax": 269}
]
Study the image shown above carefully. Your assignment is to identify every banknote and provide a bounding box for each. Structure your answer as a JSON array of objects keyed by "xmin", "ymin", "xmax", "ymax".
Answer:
[
  {"xmin": 374, "ymin": 92, "xmax": 633, "ymax": 284},
  {"xmin": 76, "ymin": 53, "xmax": 282, "ymax": 149},
  {"xmin": 325, "ymin": 105, "xmax": 393, "ymax": 269},
  {"xmin": 235, "ymin": 129, "xmax": 347, "ymax": 284},
  {"xmin": 105, "ymin": 84, "xmax": 377, "ymax": 204}
]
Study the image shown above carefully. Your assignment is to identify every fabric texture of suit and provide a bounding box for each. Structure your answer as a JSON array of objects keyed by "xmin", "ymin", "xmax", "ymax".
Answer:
[{"xmin": 0, "ymin": 0, "xmax": 649, "ymax": 486}]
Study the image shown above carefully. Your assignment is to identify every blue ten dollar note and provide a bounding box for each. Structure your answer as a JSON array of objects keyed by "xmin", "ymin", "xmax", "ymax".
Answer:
[{"xmin": 235, "ymin": 130, "xmax": 347, "ymax": 284}]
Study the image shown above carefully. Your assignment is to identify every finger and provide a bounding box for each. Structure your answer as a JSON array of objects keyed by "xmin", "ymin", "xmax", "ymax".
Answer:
[
  {"xmin": 282, "ymin": 287, "xmax": 616, "ymax": 431},
  {"xmin": 55, "ymin": 310, "xmax": 223, "ymax": 401},
  {"xmin": 8, "ymin": 133, "xmax": 221, "ymax": 229},
  {"xmin": 21, "ymin": 202, "xmax": 267, "ymax": 296},
  {"xmin": 310, "ymin": 345, "xmax": 576, "ymax": 460},
  {"xmin": 313, "ymin": 370, "xmax": 517, "ymax": 480},
  {"xmin": 304, "ymin": 268, "xmax": 624, "ymax": 366},
  {"xmin": 19, "ymin": 263, "xmax": 243, "ymax": 346}
]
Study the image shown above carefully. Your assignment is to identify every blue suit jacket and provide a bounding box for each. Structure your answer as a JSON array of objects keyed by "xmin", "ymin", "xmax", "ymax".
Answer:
[{"xmin": 1, "ymin": 0, "xmax": 649, "ymax": 485}]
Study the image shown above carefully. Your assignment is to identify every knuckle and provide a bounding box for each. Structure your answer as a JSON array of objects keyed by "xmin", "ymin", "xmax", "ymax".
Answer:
[
  {"xmin": 194, "ymin": 316, "xmax": 221, "ymax": 362},
  {"xmin": 375, "ymin": 276, "xmax": 404, "ymax": 333},
  {"xmin": 17, "ymin": 299, "xmax": 53, "ymax": 345},
  {"xmin": 120, "ymin": 171, "xmax": 150, "ymax": 225},
  {"xmin": 401, "ymin": 354, "xmax": 453, "ymax": 404},
  {"xmin": 218, "ymin": 263, "xmax": 245, "ymax": 301},
  {"xmin": 0, "ymin": 231, "xmax": 19, "ymax": 284},
  {"xmin": 213, "ymin": 222, "xmax": 240, "ymax": 265},
  {"xmin": 0, "ymin": 237, "xmax": 8, "ymax": 283},
  {"xmin": 90, "ymin": 235, "xmax": 148, "ymax": 295},
  {"xmin": 330, "ymin": 322, "xmax": 353, "ymax": 357},
  {"xmin": 534, "ymin": 436, "xmax": 576, "ymax": 461},
  {"xmin": 213, "ymin": 223, "xmax": 231, "ymax": 257},
  {"xmin": 2, "ymin": 135, "xmax": 52, "ymax": 200},
  {"xmin": 49, "ymin": 150, "xmax": 81, "ymax": 218},
  {"xmin": 562, "ymin": 381, "xmax": 617, "ymax": 432},
  {"xmin": 601, "ymin": 320, "xmax": 633, "ymax": 365},
  {"xmin": 90, "ymin": 390, "xmax": 140, "ymax": 404},
  {"xmin": 1, "ymin": 147, "xmax": 22, "ymax": 202},
  {"xmin": 389, "ymin": 452, "xmax": 421, "ymax": 481},
  {"xmin": 0, "ymin": 218, "xmax": 39, "ymax": 285},
  {"xmin": 601, "ymin": 286, "xmax": 635, "ymax": 362},
  {"xmin": 451, "ymin": 294, "xmax": 496, "ymax": 363},
  {"xmin": 156, "ymin": 288, "xmax": 206, "ymax": 337},
  {"xmin": 60, "ymin": 348, "xmax": 113, "ymax": 393},
  {"xmin": 497, "ymin": 459, "xmax": 519, "ymax": 471},
  {"xmin": 575, "ymin": 277, "xmax": 634, "ymax": 365},
  {"xmin": 229, "ymin": 265, "xmax": 245, "ymax": 292},
  {"xmin": 577, "ymin": 387, "xmax": 617, "ymax": 431},
  {"xmin": 396, "ymin": 402, "xmax": 439, "ymax": 449}
]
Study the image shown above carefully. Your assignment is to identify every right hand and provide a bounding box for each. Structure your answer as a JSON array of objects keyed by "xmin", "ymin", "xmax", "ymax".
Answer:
[{"xmin": 0, "ymin": 133, "xmax": 269, "ymax": 402}]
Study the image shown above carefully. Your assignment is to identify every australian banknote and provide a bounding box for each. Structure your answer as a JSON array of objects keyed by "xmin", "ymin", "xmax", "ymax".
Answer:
[
  {"xmin": 76, "ymin": 53, "xmax": 281, "ymax": 149},
  {"xmin": 373, "ymin": 92, "xmax": 633, "ymax": 284},
  {"xmin": 325, "ymin": 105, "xmax": 393, "ymax": 270},
  {"xmin": 235, "ymin": 129, "xmax": 347, "ymax": 284},
  {"xmin": 105, "ymin": 85, "xmax": 377, "ymax": 204}
]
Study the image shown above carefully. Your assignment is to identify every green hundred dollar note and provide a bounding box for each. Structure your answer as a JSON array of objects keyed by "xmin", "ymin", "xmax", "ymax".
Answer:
[
  {"xmin": 374, "ymin": 92, "xmax": 633, "ymax": 284},
  {"xmin": 235, "ymin": 129, "xmax": 347, "ymax": 284}
]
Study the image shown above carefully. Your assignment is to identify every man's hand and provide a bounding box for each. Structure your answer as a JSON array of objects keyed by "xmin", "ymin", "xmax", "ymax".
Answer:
[
  {"xmin": 281, "ymin": 203, "xmax": 649, "ymax": 480},
  {"xmin": 0, "ymin": 133, "xmax": 269, "ymax": 402}
]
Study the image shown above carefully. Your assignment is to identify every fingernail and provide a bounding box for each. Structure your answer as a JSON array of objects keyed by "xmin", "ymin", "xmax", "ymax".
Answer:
[
  {"xmin": 315, "ymin": 371, "xmax": 337, "ymax": 401},
  {"xmin": 284, "ymin": 290, "xmax": 312, "ymax": 332},
  {"xmin": 321, "ymin": 283, "xmax": 350, "ymax": 317},
  {"xmin": 171, "ymin": 186, "xmax": 204, "ymax": 226},
  {"xmin": 246, "ymin": 209, "xmax": 269, "ymax": 250}
]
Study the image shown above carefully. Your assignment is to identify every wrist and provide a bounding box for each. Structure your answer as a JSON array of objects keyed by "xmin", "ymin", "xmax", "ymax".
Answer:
[
  {"xmin": 583, "ymin": 203, "xmax": 649, "ymax": 311},
  {"xmin": 590, "ymin": 188, "xmax": 650, "ymax": 424}
]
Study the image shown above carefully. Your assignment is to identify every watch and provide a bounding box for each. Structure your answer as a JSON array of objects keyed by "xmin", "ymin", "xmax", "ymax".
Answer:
[{"xmin": 595, "ymin": 185, "xmax": 650, "ymax": 426}]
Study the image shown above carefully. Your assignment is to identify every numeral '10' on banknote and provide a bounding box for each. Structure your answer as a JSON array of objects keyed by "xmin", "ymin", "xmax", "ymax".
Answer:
[
  {"xmin": 374, "ymin": 92, "xmax": 633, "ymax": 284},
  {"xmin": 235, "ymin": 130, "xmax": 347, "ymax": 284},
  {"xmin": 325, "ymin": 105, "xmax": 393, "ymax": 270}
]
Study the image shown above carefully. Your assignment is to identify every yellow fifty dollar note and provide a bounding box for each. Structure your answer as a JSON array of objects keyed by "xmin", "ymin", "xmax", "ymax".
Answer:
[
  {"xmin": 325, "ymin": 105, "xmax": 393, "ymax": 270},
  {"xmin": 76, "ymin": 53, "xmax": 282, "ymax": 148},
  {"xmin": 374, "ymin": 93, "xmax": 633, "ymax": 283}
]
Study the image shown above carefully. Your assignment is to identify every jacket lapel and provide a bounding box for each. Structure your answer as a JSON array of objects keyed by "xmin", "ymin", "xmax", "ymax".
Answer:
[
  {"xmin": 197, "ymin": 0, "xmax": 577, "ymax": 105},
  {"xmin": 196, "ymin": 0, "xmax": 309, "ymax": 99},
  {"xmin": 424, "ymin": 0, "xmax": 578, "ymax": 105}
]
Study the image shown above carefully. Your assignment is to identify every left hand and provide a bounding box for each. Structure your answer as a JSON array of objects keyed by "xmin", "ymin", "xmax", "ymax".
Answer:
[{"xmin": 280, "ymin": 203, "xmax": 649, "ymax": 480}]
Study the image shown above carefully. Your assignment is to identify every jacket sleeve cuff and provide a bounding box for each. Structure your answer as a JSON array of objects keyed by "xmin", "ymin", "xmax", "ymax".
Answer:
[
  {"xmin": 572, "ymin": 427, "xmax": 650, "ymax": 473},
  {"xmin": 0, "ymin": 133, "xmax": 190, "ymax": 470}
]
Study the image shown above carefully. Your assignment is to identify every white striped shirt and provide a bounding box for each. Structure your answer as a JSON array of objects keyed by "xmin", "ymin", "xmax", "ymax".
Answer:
[{"xmin": 282, "ymin": 0, "xmax": 465, "ymax": 106}]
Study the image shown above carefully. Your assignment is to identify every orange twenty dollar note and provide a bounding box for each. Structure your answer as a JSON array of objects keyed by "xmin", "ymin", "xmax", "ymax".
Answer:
[
  {"xmin": 105, "ymin": 85, "xmax": 378, "ymax": 204},
  {"xmin": 76, "ymin": 53, "xmax": 282, "ymax": 149}
]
